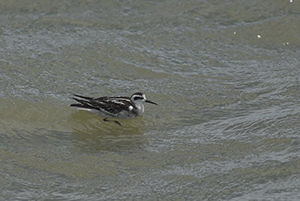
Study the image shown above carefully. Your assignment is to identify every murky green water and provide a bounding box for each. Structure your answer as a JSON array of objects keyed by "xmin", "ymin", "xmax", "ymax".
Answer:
[{"xmin": 1, "ymin": 0, "xmax": 300, "ymax": 200}]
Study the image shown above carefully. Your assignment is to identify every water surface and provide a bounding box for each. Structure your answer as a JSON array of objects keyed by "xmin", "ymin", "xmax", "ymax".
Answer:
[{"xmin": 1, "ymin": 0, "xmax": 300, "ymax": 200}]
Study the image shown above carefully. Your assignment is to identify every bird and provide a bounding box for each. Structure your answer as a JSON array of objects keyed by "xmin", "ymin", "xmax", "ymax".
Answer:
[{"xmin": 70, "ymin": 92, "xmax": 157, "ymax": 126}]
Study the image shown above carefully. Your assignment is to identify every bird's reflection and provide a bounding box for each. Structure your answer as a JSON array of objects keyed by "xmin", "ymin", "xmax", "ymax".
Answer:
[{"xmin": 69, "ymin": 111, "xmax": 147, "ymax": 153}]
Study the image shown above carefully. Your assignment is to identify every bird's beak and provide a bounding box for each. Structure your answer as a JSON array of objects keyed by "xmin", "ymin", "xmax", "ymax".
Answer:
[{"xmin": 145, "ymin": 100, "xmax": 158, "ymax": 105}]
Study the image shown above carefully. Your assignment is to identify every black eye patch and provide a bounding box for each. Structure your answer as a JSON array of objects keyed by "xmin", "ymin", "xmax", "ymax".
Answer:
[{"xmin": 134, "ymin": 96, "xmax": 143, "ymax": 100}]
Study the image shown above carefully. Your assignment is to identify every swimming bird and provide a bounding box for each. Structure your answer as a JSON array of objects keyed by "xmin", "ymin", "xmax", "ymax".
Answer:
[{"xmin": 70, "ymin": 92, "xmax": 157, "ymax": 125}]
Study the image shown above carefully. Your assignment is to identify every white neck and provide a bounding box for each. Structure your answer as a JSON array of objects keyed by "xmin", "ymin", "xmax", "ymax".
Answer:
[{"xmin": 134, "ymin": 101, "xmax": 145, "ymax": 115}]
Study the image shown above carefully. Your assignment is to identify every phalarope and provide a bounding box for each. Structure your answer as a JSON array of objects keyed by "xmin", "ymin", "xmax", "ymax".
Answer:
[{"xmin": 70, "ymin": 92, "xmax": 157, "ymax": 125}]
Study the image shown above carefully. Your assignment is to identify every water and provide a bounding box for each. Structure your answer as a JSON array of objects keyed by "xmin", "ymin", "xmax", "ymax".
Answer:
[{"xmin": 1, "ymin": 0, "xmax": 300, "ymax": 200}]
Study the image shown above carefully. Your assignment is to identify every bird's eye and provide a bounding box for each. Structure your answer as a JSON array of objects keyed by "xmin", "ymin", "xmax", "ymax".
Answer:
[{"xmin": 134, "ymin": 96, "xmax": 143, "ymax": 101}]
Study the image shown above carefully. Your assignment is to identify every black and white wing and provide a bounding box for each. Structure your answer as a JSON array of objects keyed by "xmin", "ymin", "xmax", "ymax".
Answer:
[{"xmin": 70, "ymin": 94, "xmax": 135, "ymax": 117}]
